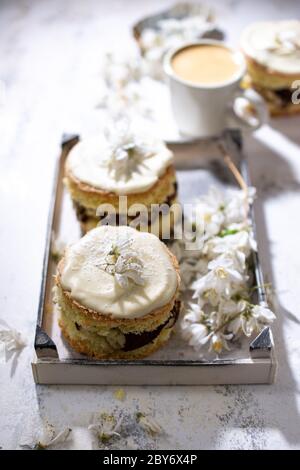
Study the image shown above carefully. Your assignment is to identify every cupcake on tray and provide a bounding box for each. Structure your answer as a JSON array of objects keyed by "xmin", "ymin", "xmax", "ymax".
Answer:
[
  {"xmin": 241, "ymin": 20, "xmax": 300, "ymax": 116},
  {"xmin": 64, "ymin": 118, "xmax": 179, "ymax": 239},
  {"xmin": 55, "ymin": 225, "xmax": 181, "ymax": 359}
]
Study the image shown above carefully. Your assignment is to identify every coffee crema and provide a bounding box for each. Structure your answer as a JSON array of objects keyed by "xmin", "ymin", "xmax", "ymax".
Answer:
[{"xmin": 171, "ymin": 44, "xmax": 241, "ymax": 85}]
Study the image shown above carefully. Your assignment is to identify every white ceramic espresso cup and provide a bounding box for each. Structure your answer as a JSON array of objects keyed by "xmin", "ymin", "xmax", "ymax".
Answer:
[{"xmin": 164, "ymin": 40, "xmax": 268, "ymax": 138}]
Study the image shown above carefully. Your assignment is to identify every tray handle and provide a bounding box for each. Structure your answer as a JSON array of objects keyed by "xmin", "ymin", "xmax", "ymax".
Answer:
[{"xmin": 250, "ymin": 326, "xmax": 273, "ymax": 359}]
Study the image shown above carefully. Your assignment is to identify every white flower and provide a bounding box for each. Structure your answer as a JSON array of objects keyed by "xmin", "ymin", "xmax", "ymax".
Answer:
[
  {"xmin": 225, "ymin": 300, "xmax": 251, "ymax": 335},
  {"xmin": 175, "ymin": 184, "xmax": 275, "ymax": 356},
  {"xmin": 223, "ymin": 187, "xmax": 256, "ymax": 225},
  {"xmin": 268, "ymin": 30, "xmax": 300, "ymax": 55},
  {"xmin": 103, "ymin": 52, "xmax": 144, "ymax": 89},
  {"xmin": 99, "ymin": 82, "xmax": 153, "ymax": 118},
  {"xmin": 104, "ymin": 119, "xmax": 156, "ymax": 181},
  {"xmin": 169, "ymin": 240, "xmax": 185, "ymax": 263},
  {"xmin": 252, "ymin": 304, "xmax": 276, "ymax": 323},
  {"xmin": 0, "ymin": 319, "xmax": 27, "ymax": 363},
  {"xmin": 20, "ymin": 428, "xmax": 72, "ymax": 450},
  {"xmin": 204, "ymin": 230, "xmax": 257, "ymax": 260},
  {"xmin": 44, "ymin": 428, "xmax": 72, "ymax": 448},
  {"xmin": 227, "ymin": 302, "xmax": 276, "ymax": 337},
  {"xmin": 113, "ymin": 388, "xmax": 126, "ymax": 401},
  {"xmin": 88, "ymin": 415, "xmax": 123, "ymax": 443},
  {"xmin": 139, "ymin": 14, "xmax": 215, "ymax": 80},
  {"xmin": 186, "ymin": 323, "xmax": 211, "ymax": 350},
  {"xmin": 181, "ymin": 304, "xmax": 212, "ymax": 350},
  {"xmin": 125, "ymin": 436, "xmax": 138, "ymax": 450},
  {"xmin": 97, "ymin": 237, "xmax": 146, "ymax": 289},
  {"xmin": 209, "ymin": 251, "xmax": 246, "ymax": 275},
  {"xmin": 114, "ymin": 252, "xmax": 145, "ymax": 288},
  {"xmin": 194, "ymin": 187, "xmax": 225, "ymax": 239},
  {"xmin": 220, "ymin": 250, "xmax": 247, "ymax": 274},
  {"xmin": 209, "ymin": 332, "xmax": 233, "ymax": 354},
  {"xmin": 169, "ymin": 240, "xmax": 208, "ymax": 290},
  {"xmin": 192, "ymin": 256, "xmax": 246, "ymax": 303},
  {"xmin": 198, "ymin": 187, "xmax": 225, "ymax": 212}
]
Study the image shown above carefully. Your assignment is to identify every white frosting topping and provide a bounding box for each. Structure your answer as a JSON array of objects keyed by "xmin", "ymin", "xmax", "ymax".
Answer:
[
  {"xmin": 241, "ymin": 20, "xmax": 300, "ymax": 74},
  {"xmin": 66, "ymin": 127, "xmax": 173, "ymax": 195},
  {"xmin": 60, "ymin": 226, "xmax": 178, "ymax": 319}
]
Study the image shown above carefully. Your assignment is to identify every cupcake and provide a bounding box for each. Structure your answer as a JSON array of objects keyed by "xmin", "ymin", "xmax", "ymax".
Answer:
[
  {"xmin": 241, "ymin": 21, "xmax": 300, "ymax": 116},
  {"xmin": 55, "ymin": 225, "xmax": 181, "ymax": 359},
  {"xmin": 64, "ymin": 120, "xmax": 179, "ymax": 238}
]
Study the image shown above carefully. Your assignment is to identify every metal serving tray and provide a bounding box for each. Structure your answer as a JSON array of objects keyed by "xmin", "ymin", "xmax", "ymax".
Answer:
[{"xmin": 32, "ymin": 129, "xmax": 277, "ymax": 385}]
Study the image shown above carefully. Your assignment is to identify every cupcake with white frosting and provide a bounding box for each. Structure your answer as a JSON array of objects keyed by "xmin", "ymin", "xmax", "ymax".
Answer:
[
  {"xmin": 55, "ymin": 225, "xmax": 181, "ymax": 359},
  {"xmin": 241, "ymin": 20, "xmax": 300, "ymax": 115},
  {"xmin": 64, "ymin": 119, "xmax": 179, "ymax": 238}
]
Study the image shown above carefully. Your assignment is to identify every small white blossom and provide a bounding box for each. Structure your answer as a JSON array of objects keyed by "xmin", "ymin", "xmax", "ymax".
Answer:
[
  {"xmin": 209, "ymin": 332, "xmax": 233, "ymax": 354},
  {"xmin": 169, "ymin": 240, "xmax": 185, "ymax": 263},
  {"xmin": 51, "ymin": 232, "xmax": 66, "ymax": 262},
  {"xmin": 268, "ymin": 30, "xmax": 300, "ymax": 55},
  {"xmin": 224, "ymin": 299, "xmax": 251, "ymax": 335},
  {"xmin": 20, "ymin": 428, "xmax": 72, "ymax": 450},
  {"xmin": 194, "ymin": 188, "xmax": 225, "ymax": 239},
  {"xmin": 114, "ymin": 252, "xmax": 145, "ymax": 289},
  {"xmin": 181, "ymin": 304, "xmax": 212, "ymax": 350},
  {"xmin": 197, "ymin": 187, "xmax": 226, "ymax": 213},
  {"xmin": 192, "ymin": 256, "xmax": 246, "ymax": 304},
  {"xmin": 179, "ymin": 185, "xmax": 275, "ymax": 355},
  {"xmin": 169, "ymin": 240, "xmax": 208, "ymax": 290}
]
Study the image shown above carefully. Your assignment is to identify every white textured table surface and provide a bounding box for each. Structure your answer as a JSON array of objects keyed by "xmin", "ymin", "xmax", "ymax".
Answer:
[{"xmin": 1, "ymin": 0, "xmax": 300, "ymax": 450}]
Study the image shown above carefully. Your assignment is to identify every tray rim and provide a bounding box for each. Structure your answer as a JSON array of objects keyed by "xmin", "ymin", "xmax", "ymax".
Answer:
[
  {"xmin": 33, "ymin": 129, "xmax": 277, "ymax": 382},
  {"xmin": 31, "ymin": 353, "xmax": 277, "ymax": 385}
]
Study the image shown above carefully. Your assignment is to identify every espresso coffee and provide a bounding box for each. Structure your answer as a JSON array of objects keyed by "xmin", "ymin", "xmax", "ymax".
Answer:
[{"xmin": 171, "ymin": 44, "xmax": 241, "ymax": 85}]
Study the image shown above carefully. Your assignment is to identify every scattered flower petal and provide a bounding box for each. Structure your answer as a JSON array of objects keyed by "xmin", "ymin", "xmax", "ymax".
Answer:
[{"xmin": 20, "ymin": 428, "xmax": 72, "ymax": 450}]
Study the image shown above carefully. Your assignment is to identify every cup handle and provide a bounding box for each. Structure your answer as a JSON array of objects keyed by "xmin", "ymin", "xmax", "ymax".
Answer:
[{"xmin": 227, "ymin": 87, "xmax": 269, "ymax": 132}]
